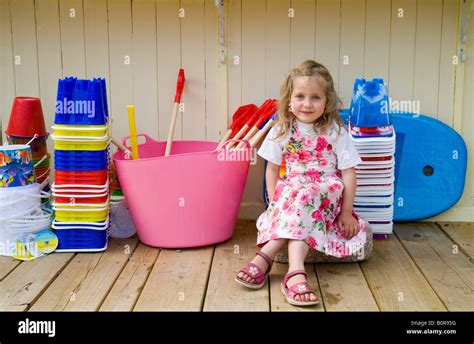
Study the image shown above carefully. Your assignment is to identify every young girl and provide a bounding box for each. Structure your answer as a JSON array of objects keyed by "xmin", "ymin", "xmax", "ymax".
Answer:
[{"xmin": 235, "ymin": 60, "xmax": 367, "ymax": 307}]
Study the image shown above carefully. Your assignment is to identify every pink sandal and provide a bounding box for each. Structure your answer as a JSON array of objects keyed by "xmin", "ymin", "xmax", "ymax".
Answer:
[
  {"xmin": 281, "ymin": 270, "xmax": 320, "ymax": 306},
  {"xmin": 235, "ymin": 251, "xmax": 273, "ymax": 289}
]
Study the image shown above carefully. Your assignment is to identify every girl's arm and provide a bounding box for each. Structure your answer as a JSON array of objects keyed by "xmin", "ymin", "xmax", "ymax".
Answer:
[
  {"xmin": 340, "ymin": 167, "xmax": 357, "ymax": 214},
  {"xmin": 338, "ymin": 167, "xmax": 360, "ymax": 239},
  {"xmin": 266, "ymin": 161, "xmax": 280, "ymax": 202}
]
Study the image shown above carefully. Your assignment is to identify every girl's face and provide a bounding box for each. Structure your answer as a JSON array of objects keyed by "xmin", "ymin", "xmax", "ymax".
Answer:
[{"xmin": 289, "ymin": 76, "xmax": 327, "ymax": 124}]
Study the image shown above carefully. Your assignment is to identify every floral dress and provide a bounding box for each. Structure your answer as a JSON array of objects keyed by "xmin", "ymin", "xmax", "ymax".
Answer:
[{"xmin": 256, "ymin": 119, "xmax": 367, "ymax": 258}]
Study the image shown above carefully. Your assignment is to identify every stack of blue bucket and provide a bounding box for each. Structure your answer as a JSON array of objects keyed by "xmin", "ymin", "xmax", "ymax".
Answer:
[
  {"xmin": 349, "ymin": 78, "xmax": 396, "ymax": 236},
  {"xmin": 51, "ymin": 77, "xmax": 111, "ymax": 252}
]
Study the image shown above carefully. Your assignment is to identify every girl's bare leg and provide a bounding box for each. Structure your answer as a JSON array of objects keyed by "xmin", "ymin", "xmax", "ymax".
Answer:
[
  {"xmin": 237, "ymin": 238, "xmax": 288, "ymax": 283},
  {"xmin": 287, "ymin": 240, "xmax": 318, "ymax": 302}
]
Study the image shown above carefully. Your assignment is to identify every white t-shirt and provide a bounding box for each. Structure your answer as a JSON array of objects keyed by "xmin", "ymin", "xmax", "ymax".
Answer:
[{"xmin": 257, "ymin": 119, "xmax": 362, "ymax": 170}]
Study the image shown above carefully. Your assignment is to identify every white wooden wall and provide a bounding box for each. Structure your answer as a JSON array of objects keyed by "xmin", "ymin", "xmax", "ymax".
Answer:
[
  {"xmin": 0, "ymin": 0, "xmax": 472, "ymax": 221},
  {"xmin": 0, "ymin": 0, "xmax": 220, "ymax": 144},
  {"xmin": 226, "ymin": 0, "xmax": 471, "ymax": 221}
]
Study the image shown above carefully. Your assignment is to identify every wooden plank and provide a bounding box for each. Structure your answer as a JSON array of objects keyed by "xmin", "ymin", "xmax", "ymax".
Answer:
[
  {"xmin": 240, "ymin": 0, "xmax": 267, "ymax": 208},
  {"xmin": 99, "ymin": 243, "xmax": 159, "ymax": 311},
  {"xmin": 360, "ymin": 234, "xmax": 446, "ymax": 311},
  {"xmin": 35, "ymin": 0, "xmax": 62, "ymax": 145},
  {"xmin": 226, "ymin": 0, "xmax": 242, "ymax": 126},
  {"xmin": 134, "ymin": 246, "xmax": 213, "ymax": 311},
  {"xmin": 204, "ymin": 0, "xmax": 219, "ymax": 141},
  {"xmin": 270, "ymin": 263, "xmax": 324, "ymax": 312},
  {"xmin": 0, "ymin": 0, "xmax": 16, "ymax": 129},
  {"xmin": 204, "ymin": 220, "xmax": 269, "ymax": 311},
  {"xmin": 0, "ymin": 253, "xmax": 75, "ymax": 311},
  {"xmin": 241, "ymin": 0, "xmax": 266, "ymax": 104},
  {"xmin": 339, "ymin": 0, "xmax": 366, "ymax": 108},
  {"xmin": 413, "ymin": 0, "xmax": 443, "ymax": 118},
  {"xmin": 364, "ymin": 0, "xmax": 390, "ymax": 81},
  {"xmin": 132, "ymin": 0, "xmax": 159, "ymax": 138},
  {"xmin": 84, "ymin": 0, "xmax": 110, "ymax": 105},
  {"xmin": 59, "ymin": 0, "xmax": 87, "ymax": 77},
  {"xmin": 290, "ymin": 0, "xmax": 316, "ymax": 67},
  {"xmin": 316, "ymin": 263, "xmax": 379, "ymax": 311},
  {"xmin": 0, "ymin": 257, "xmax": 21, "ymax": 281},
  {"xmin": 108, "ymin": 0, "xmax": 134, "ymax": 141},
  {"xmin": 156, "ymin": 0, "xmax": 181, "ymax": 141},
  {"xmin": 315, "ymin": 0, "xmax": 340, "ymax": 93},
  {"xmin": 10, "ymin": 0, "xmax": 40, "ymax": 97},
  {"xmin": 438, "ymin": 222, "xmax": 474, "ymax": 261},
  {"xmin": 30, "ymin": 237, "xmax": 138, "ymax": 311},
  {"xmin": 181, "ymin": 0, "xmax": 206, "ymax": 141},
  {"xmin": 265, "ymin": 0, "xmax": 290, "ymax": 99},
  {"xmin": 389, "ymin": 0, "xmax": 417, "ymax": 104},
  {"xmin": 437, "ymin": 0, "xmax": 459, "ymax": 126},
  {"xmin": 395, "ymin": 223, "xmax": 474, "ymax": 311}
]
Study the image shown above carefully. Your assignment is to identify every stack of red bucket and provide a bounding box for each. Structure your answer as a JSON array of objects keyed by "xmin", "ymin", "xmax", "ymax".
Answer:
[{"xmin": 5, "ymin": 97, "xmax": 51, "ymax": 199}]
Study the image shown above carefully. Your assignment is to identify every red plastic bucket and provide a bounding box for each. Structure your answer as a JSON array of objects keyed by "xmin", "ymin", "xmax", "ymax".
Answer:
[
  {"xmin": 54, "ymin": 169, "xmax": 108, "ymax": 185},
  {"xmin": 6, "ymin": 97, "xmax": 48, "ymax": 137}
]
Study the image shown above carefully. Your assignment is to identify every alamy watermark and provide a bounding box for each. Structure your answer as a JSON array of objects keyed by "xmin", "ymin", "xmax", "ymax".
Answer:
[
  {"xmin": 217, "ymin": 147, "xmax": 258, "ymax": 165},
  {"xmin": 18, "ymin": 318, "xmax": 55, "ymax": 337},
  {"xmin": 381, "ymin": 97, "xmax": 421, "ymax": 115},
  {"xmin": 56, "ymin": 98, "xmax": 96, "ymax": 118},
  {"xmin": 323, "ymin": 241, "xmax": 365, "ymax": 259}
]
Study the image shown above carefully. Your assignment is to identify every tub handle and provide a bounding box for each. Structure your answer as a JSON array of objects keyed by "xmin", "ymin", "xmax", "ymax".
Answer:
[
  {"xmin": 213, "ymin": 139, "xmax": 250, "ymax": 153},
  {"xmin": 121, "ymin": 133, "xmax": 157, "ymax": 148}
]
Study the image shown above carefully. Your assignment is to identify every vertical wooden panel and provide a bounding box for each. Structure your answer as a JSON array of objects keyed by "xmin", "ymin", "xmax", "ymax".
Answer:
[
  {"xmin": 460, "ymin": 8, "xmax": 474, "ymax": 207},
  {"xmin": 364, "ymin": 0, "xmax": 390, "ymax": 81},
  {"xmin": 266, "ymin": 0, "xmax": 290, "ymax": 99},
  {"xmin": 241, "ymin": 0, "xmax": 266, "ymax": 104},
  {"xmin": 157, "ymin": 0, "xmax": 181, "ymax": 140},
  {"xmin": 35, "ymin": 0, "xmax": 62, "ymax": 138},
  {"xmin": 290, "ymin": 0, "xmax": 316, "ymax": 67},
  {"xmin": 59, "ymin": 0, "xmax": 86, "ymax": 77},
  {"xmin": 389, "ymin": 0, "xmax": 417, "ymax": 104},
  {"xmin": 241, "ymin": 0, "xmax": 266, "ymax": 205},
  {"xmin": 108, "ymin": 0, "xmax": 133, "ymax": 141},
  {"xmin": 132, "ymin": 0, "xmax": 159, "ymax": 138},
  {"xmin": 181, "ymin": 0, "xmax": 206, "ymax": 140},
  {"xmin": 84, "ymin": 0, "xmax": 110, "ymax": 108},
  {"xmin": 227, "ymin": 0, "xmax": 242, "ymax": 124},
  {"xmin": 413, "ymin": 0, "xmax": 443, "ymax": 118},
  {"xmin": 437, "ymin": 0, "xmax": 458, "ymax": 126},
  {"xmin": 315, "ymin": 0, "xmax": 340, "ymax": 93},
  {"xmin": 339, "ymin": 0, "xmax": 365, "ymax": 108},
  {"xmin": 204, "ymin": 0, "xmax": 219, "ymax": 141},
  {"xmin": 0, "ymin": 0, "xmax": 16, "ymax": 128},
  {"xmin": 10, "ymin": 0, "xmax": 40, "ymax": 97}
]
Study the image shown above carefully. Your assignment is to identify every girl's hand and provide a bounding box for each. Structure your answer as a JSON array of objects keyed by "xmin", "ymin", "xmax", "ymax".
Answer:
[{"xmin": 336, "ymin": 211, "xmax": 360, "ymax": 239}]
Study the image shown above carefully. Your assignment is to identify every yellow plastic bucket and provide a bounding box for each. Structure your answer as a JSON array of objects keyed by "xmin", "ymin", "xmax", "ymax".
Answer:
[
  {"xmin": 53, "ymin": 139, "xmax": 110, "ymax": 151},
  {"xmin": 54, "ymin": 208, "xmax": 108, "ymax": 222},
  {"xmin": 52, "ymin": 124, "xmax": 109, "ymax": 137}
]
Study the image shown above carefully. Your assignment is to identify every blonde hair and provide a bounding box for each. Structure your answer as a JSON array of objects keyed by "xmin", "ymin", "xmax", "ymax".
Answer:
[{"xmin": 274, "ymin": 60, "xmax": 345, "ymax": 140}]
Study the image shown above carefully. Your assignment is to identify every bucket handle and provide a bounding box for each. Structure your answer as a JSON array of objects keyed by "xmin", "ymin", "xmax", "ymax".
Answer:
[
  {"xmin": 213, "ymin": 139, "xmax": 250, "ymax": 153},
  {"xmin": 121, "ymin": 133, "xmax": 157, "ymax": 148}
]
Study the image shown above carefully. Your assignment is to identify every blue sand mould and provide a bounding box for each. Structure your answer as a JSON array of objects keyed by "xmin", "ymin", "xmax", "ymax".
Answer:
[
  {"xmin": 55, "ymin": 77, "xmax": 109, "ymax": 125},
  {"xmin": 340, "ymin": 110, "xmax": 467, "ymax": 221},
  {"xmin": 350, "ymin": 78, "xmax": 392, "ymax": 128}
]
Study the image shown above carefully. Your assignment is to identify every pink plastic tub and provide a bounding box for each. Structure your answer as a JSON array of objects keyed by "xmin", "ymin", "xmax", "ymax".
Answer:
[{"xmin": 113, "ymin": 134, "xmax": 251, "ymax": 248}]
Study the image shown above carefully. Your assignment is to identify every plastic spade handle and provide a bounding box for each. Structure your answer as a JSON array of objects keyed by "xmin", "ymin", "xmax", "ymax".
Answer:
[{"xmin": 174, "ymin": 69, "xmax": 186, "ymax": 103}]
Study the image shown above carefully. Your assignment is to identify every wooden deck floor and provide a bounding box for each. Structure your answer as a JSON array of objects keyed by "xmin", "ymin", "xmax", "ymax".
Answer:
[{"xmin": 0, "ymin": 221, "xmax": 473, "ymax": 312}]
